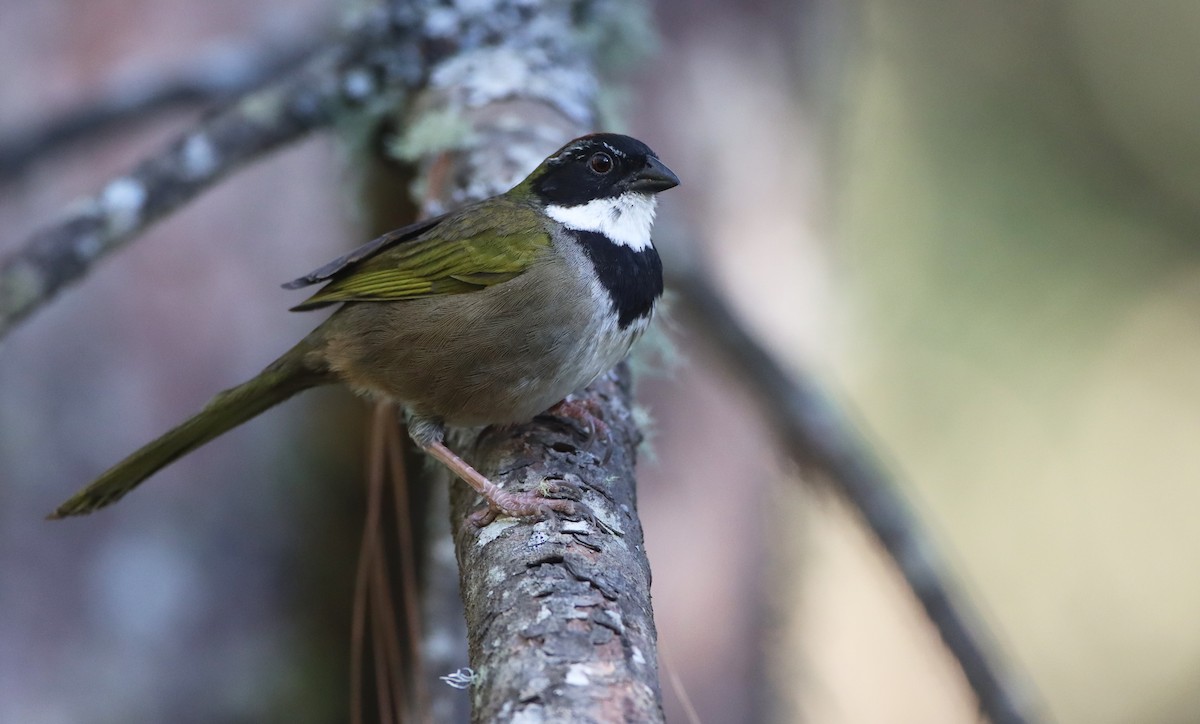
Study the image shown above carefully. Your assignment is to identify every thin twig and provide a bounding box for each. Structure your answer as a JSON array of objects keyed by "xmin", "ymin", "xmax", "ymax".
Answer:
[
  {"xmin": 661, "ymin": 645, "xmax": 703, "ymax": 724},
  {"xmin": 385, "ymin": 414, "xmax": 431, "ymax": 724},
  {"xmin": 368, "ymin": 403, "xmax": 416, "ymax": 724},
  {"xmin": 0, "ymin": 15, "xmax": 416, "ymax": 343},
  {"xmin": 669, "ymin": 265, "xmax": 1040, "ymax": 724},
  {"xmin": 369, "ymin": 591, "xmax": 397, "ymax": 724},
  {"xmin": 351, "ymin": 404, "xmax": 390, "ymax": 724},
  {"xmin": 0, "ymin": 37, "xmax": 320, "ymax": 182},
  {"xmin": 371, "ymin": 541, "xmax": 405, "ymax": 724}
]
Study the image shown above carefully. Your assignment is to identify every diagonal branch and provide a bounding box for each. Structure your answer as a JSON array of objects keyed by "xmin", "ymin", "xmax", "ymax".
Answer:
[
  {"xmin": 669, "ymin": 264, "xmax": 1041, "ymax": 724},
  {"xmin": 0, "ymin": 36, "xmax": 320, "ymax": 183},
  {"xmin": 0, "ymin": 16, "xmax": 416, "ymax": 343}
]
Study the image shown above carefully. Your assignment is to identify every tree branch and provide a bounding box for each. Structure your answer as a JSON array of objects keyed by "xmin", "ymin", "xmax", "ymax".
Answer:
[
  {"xmin": 669, "ymin": 264, "xmax": 1040, "ymax": 724},
  {"xmin": 0, "ymin": 14, "xmax": 417, "ymax": 343},
  {"xmin": 449, "ymin": 368, "xmax": 663, "ymax": 722},
  {"xmin": 0, "ymin": 36, "xmax": 320, "ymax": 183}
]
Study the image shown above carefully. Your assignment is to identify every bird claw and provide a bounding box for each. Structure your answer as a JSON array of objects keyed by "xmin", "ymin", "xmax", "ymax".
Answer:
[
  {"xmin": 468, "ymin": 483, "xmax": 587, "ymax": 529},
  {"xmin": 542, "ymin": 398, "xmax": 613, "ymax": 462}
]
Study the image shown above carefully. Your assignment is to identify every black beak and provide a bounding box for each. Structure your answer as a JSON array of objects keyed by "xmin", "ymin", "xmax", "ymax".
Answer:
[{"xmin": 629, "ymin": 156, "xmax": 680, "ymax": 193}]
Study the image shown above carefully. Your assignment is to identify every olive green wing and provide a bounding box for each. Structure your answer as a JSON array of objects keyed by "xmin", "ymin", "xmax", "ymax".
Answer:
[
  {"xmin": 288, "ymin": 201, "xmax": 550, "ymax": 311},
  {"xmin": 283, "ymin": 214, "xmax": 447, "ymax": 291}
]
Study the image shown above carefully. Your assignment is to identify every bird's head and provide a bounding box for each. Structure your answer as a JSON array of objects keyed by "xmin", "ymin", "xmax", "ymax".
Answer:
[{"xmin": 518, "ymin": 133, "xmax": 679, "ymax": 251}]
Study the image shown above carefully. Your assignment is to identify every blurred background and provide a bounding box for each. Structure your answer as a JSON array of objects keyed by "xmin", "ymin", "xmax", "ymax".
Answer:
[{"xmin": 3, "ymin": 1, "xmax": 1199, "ymax": 722}]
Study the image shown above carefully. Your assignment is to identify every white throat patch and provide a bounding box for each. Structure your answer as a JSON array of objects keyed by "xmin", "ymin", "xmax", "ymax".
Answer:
[{"xmin": 546, "ymin": 193, "xmax": 658, "ymax": 251}]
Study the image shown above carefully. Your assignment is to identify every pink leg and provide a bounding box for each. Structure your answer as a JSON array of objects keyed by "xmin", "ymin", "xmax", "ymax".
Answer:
[{"xmin": 417, "ymin": 438, "xmax": 578, "ymax": 527}]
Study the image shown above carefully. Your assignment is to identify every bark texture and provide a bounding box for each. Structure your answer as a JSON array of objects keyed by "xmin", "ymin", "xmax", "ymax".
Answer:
[{"xmin": 449, "ymin": 367, "xmax": 663, "ymax": 723}]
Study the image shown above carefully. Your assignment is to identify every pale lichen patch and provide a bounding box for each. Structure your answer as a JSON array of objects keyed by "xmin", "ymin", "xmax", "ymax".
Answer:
[
  {"xmin": 475, "ymin": 518, "xmax": 518, "ymax": 547},
  {"xmin": 75, "ymin": 234, "xmax": 103, "ymax": 263},
  {"xmin": 431, "ymin": 45, "xmax": 593, "ymax": 125},
  {"xmin": 561, "ymin": 519, "xmax": 591, "ymax": 534},
  {"xmin": 0, "ymin": 261, "xmax": 45, "ymax": 315},
  {"xmin": 239, "ymin": 85, "xmax": 286, "ymax": 124},
  {"xmin": 583, "ymin": 491, "xmax": 625, "ymax": 539},
  {"xmin": 390, "ymin": 108, "xmax": 474, "ymax": 162},
  {"xmin": 341, "ymin": 67, "xmax": 377, "ymax": 101},
  {"xmin": 99, "ymin": 178, "xmax": 147, "ymax": 237},
  {"xmin": 510, "ymin": 705, "xmax": 546, "ymax": 724},
  {"xmin": 565, "ymin": 664, "xmax": 590, "ymax": 686},
  {"xmin": 456, "ymin": 0, "xmax": 500, "ymax": 14},
  {"xmin": 424, "ymin": 7, "xmax": 460, "ymax": 37},
  {"xmin": 181, "ymin": 134, "xmax": 218, "ymax": 180}
]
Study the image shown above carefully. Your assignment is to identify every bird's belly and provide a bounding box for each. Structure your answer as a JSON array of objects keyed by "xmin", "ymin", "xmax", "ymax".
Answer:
[{"xmin": 322, "ymin": 271, "xmax": 647, "ymax": 426}]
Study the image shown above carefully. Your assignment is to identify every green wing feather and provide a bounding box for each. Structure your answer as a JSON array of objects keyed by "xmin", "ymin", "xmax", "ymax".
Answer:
[{"xmin": 290, "ymin": 198, "xmax": 550, "ymax": 311}]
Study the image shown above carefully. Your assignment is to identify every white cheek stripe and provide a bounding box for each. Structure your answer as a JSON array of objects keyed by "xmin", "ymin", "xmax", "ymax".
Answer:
[{"xmin": 546, "ymin": 194, "xmax": 658, "ymax": 251}]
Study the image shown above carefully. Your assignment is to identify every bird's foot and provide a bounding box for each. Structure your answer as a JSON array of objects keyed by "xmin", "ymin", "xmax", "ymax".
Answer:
[
  {"xmin": 541, "ymin": 397, "xmax": 612, "ymax": 460},
  {"xmin": 413, "ymin": 435, "xmax": 588, "ymax": 529},
  {"xmin": 467, "ymin": 481, "xmax": 583, "ymax": 528}
]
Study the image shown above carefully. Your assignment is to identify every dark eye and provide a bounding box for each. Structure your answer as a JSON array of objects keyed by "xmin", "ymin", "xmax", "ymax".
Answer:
[{"xmin": 588, "ymin": 152, "xmax": 614, "ymax": 174}]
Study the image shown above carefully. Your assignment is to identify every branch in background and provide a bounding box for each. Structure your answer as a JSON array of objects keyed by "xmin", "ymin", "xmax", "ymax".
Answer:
[
  {"xmin": 449, "ymin": 368, "xmax": 663, "ymax": 722},
  {"xmin": 0, "ymin": 13, "xmax": 418, "ymax": 343},
  {"xmin": 669, "ymin": 265, "xmax": 1040, "ymax": 724},
  {"xmin": 0, "ymin": 37, "xmax": 320, "ymax": 183}
]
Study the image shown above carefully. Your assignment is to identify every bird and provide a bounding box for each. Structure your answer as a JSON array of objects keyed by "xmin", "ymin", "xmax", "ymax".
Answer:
[{"xmin": 49, "ymin": 133, "xmax": 679, "ymax": 524}]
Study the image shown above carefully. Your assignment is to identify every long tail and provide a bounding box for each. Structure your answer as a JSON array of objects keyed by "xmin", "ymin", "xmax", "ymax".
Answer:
[{"xmin": 49, "ymin": 337, "xmax": 333, "ymax": 519}]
